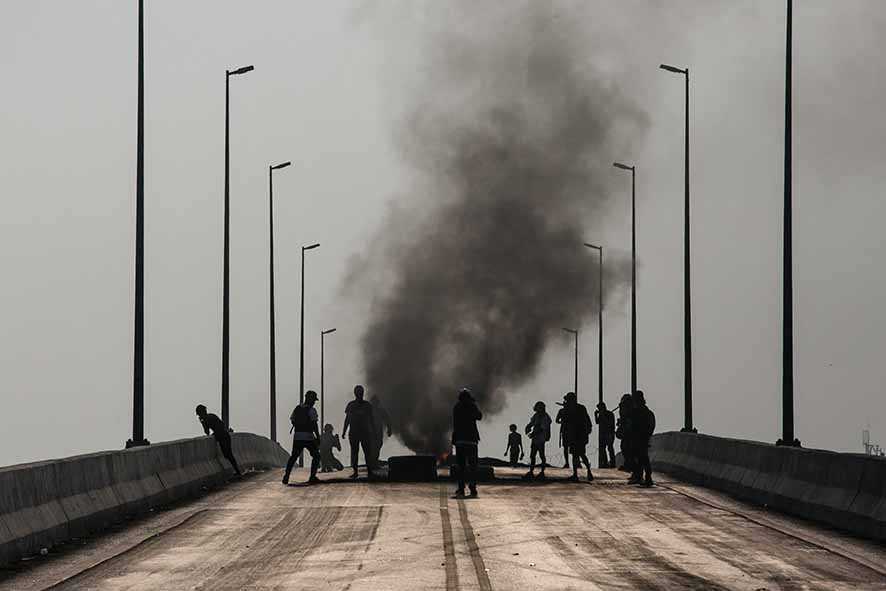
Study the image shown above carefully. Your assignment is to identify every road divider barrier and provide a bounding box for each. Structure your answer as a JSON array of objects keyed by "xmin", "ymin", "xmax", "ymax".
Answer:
[
  {"xmin": 0, "ymin": 433, "xmax": 287, "ymax": 565},
  {"xmin": 648, "ymin": 431, "xmax": 886, "ymax": 542}
]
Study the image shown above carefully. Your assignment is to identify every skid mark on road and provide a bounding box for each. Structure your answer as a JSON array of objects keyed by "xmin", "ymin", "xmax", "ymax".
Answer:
[
  {"xmin": 457, "ymin": 499, "xmax": 493, "ymax": 591},
  {"xmin": 439, "ymin": 485, "xmax": 460, "ymax": 591}
]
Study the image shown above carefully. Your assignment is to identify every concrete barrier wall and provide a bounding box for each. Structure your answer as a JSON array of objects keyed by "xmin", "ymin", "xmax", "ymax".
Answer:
[
  {"xmin": 648, "ymin": 432, "xmax": 886, "ymax": 542},
  {"xmin": 0, "ymin": 433, "xmax": 287, "ymax": 565}
]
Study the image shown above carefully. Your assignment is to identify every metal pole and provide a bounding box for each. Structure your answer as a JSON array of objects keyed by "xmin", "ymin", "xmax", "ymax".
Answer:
[
  {"xmin": 631, "ymin": 167, "xmax": 637, "ymax": 394},
  {"xmin": 321, "ymin": 331, "xmax": 325, "ymax": 429},
  {"xmin": 574, "ymin": 331, "xmax": 579, "ymax": 397},
  {"xmin": 222, "ymin": 70, "xmax": 230, "ymax": 428},
  {"xmin": 269, "ymin": 166, "xmax": 276, "ymax": 442},
  {"xmin": 683, "ymin": 69, "xmax": 695, "ymax": 433},
  {"xmin": 299, "ymin": 247, "xmax": 305, "ymax": 466},
  {"xmin": 598, "ymin": 247, "xmax": 603, "ymax": 406},
  {"xmin": 780, "ymin": 0, "xmax": 798, "ymax": 447},
  {"xmin": 129, "ymin": 0, "xmax": 147, "ymax": 448}
]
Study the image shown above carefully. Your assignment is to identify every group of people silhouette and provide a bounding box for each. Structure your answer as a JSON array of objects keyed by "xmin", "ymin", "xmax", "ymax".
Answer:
[{"xmin": 195, "ymin": 384, "xmax": 655, "ymax": 492}]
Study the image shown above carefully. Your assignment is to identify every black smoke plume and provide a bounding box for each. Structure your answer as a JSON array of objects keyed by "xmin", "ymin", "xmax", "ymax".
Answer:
[{"xmin": 354, "ymin": 4, "xmax": 647, "ymax": 453}]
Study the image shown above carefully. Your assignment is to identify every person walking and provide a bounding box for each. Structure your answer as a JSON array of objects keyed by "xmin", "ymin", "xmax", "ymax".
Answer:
[
  {"xmin": 561, "ymin": 392, "xmax": 593, "ymax": 482},
  {"xmin": 630, "ymin": 390, "xmax": 656, "ymax": 487},
  {"xmin": 451, "ymin": 387, "xmax": 482, "ymax": 498},
  {"xmin": 196, "ymin": 404, "xmax": 242, "ymax": 477},
  {"xmin": 343, "ymin": 385, "xmax": 376, "ymax": 479},
  {"xmin": 523, "ymin": 401, "xmax": 552, "ymax": 480},
  {"xmin": 282, "ymin": 390, "xmax": 322, "ymax": 485},
  {"xmin": 595, "ymin": 402, "xmax": 617, "ymax": 468}
]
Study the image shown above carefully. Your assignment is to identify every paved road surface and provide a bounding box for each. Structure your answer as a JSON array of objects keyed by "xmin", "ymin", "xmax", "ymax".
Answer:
[{"xmin": 2, "ymin": 468, "xmax": 885, "ymax": 590}]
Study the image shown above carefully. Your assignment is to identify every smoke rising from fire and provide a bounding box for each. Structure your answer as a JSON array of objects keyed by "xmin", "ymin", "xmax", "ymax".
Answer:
[{"xmin": 352, "ymin": 3, "xmax": 648, "ymax": 453}]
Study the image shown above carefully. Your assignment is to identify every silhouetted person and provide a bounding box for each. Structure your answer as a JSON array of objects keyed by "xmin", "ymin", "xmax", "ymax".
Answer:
[
  {"xmin": 196, "ymin": 404, "xmax": 242, "ymax": 476},
  {"xmin": 452, "ymin": 387, "xmax": 482, "ymax": 498},
  {"xmin": 319, "ymin": 424, "xmax": 344, "ymax": 472},
  {"xmin": 555, "ymin": 400, "xmax": 570, "ymax": 469},
  {"xmin": 370, "ymin": 396, "xmax": 393, "ymax": 467},
  {"xmin": 561, "ymin": 392, "xmax": 593, "ymax": 482},
  {"xmin": 616, "ymin": 393, "xmax": 635, "ymax": 473},
  {"xmin": 595, "ymin": 402, "xmax": 616, "ymax": 468},
  {"xmin": 282, "ymin": 390, "xmax": 322, "ymax": 485},
  {"xmin": 504, "ymin": 424, "xmax": 524, "ymax": 467},
  {"xmin": 343, "ymin": 384, "xmax": 376, "ymax": 479},
  {"xmin": 630, "ymin": 390, "xmax": 656, "ymax": 487},
  {"xmin": 523, "ymin": 401, "xmax": 552, "ymax": 480}
]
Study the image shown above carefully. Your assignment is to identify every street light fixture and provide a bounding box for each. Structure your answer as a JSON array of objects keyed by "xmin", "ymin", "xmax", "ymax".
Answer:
[
  {"xmin": 268, "ymin": 160, "xmax": 291, "ymax": 442},
  {"xmin": 613, "ymin": 162, "xmax": 637, "ymax": 394},
  {"xmin": 321, "ymin": 328, "xmax": 337, "ymax": 429},
  {"xmin": 221, "ymin": 63, "xmax": 254, "ymax": 429},
  {"xmin": 562, "ymin": 328, "xmax": 579, "ymax": 398},
  {"xmin": 659, "ymin": 62, "xmax": 696, "ymax": 434}
]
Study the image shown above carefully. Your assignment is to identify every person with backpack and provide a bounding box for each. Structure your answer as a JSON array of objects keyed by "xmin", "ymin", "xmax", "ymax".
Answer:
[
  {"xmin": 282, "ymin": 390, "xmax": 322, "ymax": 485},
  {"xmin": 630, "ymin": 390, "xmax": 656, "ymax": 487},
  {"xmin": 561, "ymin": 392, "xmax": 594, "ymax": 482},
  {"xmin": 523, "ymin": 401, "xmax": 552, "ymax": 480}
]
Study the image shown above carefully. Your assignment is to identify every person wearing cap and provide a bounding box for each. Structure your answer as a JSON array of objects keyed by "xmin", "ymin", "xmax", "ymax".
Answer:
[
  {"xmin": 595, "ymin": 401, "xmax": 617, "ymax": 468},
  {"xmin": 196, "ymin": 404, "xmax": 242, "ymax": 477},
  {"xmin": 282, "ymin": 390, "xmax": 322, "ymax": 485},
  {"xmin": 451, "ymin": 387, "xmax": 483, "ymax": 498}
]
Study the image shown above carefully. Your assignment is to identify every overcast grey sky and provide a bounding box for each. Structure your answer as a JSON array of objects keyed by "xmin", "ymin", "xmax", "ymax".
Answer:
[{"xmin": 2, "ymin": 1, "xmax": 885, "ymax": 467}]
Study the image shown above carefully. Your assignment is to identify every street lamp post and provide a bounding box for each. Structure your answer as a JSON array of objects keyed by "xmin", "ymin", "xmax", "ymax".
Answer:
[
  {"xmin": 562, "ymin": 328, "xmax": 579, "ymax": 397},
  {"xmin": 584, "ymin": 243, "xmax": 605, "ymax": 467},
  {"xmin": 221, "ymin": 63, "xmax": 254, "ymax": 429},
  {"xmin": 321, "ymin": 328, "xmax": 337, "ymax": 429},
  {"xmin": 268, "ymin": 161, "xmax": 291, "ymax": 443},
  {"xmin": 128, "ymin": 0, "xmax": 149, "ymax": 448},
  {"xmin": 613, "ymin": 162, "xmax": 637, "ymax": 394},
  {"xmin": 299, "ymin": 243, "xmax": 320, "ymax": 464},
  {"xmin": 779, "ymin": 0, "xmax": 799, "ymax": 447},
  {"xmin": 660, "ymin": 63, "xmax": 696, "ymax": 434}
]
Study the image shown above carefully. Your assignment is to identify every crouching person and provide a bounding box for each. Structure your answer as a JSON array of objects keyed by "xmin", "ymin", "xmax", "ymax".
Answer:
[{"xmin": 282, "ymin": 390, "xmax": 321, "ymax": 485}]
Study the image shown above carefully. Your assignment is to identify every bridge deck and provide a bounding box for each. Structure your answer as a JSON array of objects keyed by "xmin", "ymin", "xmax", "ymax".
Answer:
[{"xmin": 3, "ymin": 468, "xmax": 885, "ymax": 590}]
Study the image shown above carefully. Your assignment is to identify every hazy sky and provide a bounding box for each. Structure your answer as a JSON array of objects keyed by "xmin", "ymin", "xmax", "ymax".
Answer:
[{"xmin": 2, "ymin": 1, "xmax": 885, "ymax": 467}]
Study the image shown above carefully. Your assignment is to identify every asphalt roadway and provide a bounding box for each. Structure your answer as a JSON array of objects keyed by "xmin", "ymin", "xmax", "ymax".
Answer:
[{"xmin": 2, "ymin": 467, "xmax": 885, "ymax": 590}]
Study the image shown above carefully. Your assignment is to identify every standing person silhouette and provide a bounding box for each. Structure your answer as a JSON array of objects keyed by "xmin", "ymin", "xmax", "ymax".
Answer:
[
  {"xmin": 616, "ymin": 393, "xmax": 635, "ymax": 473},
  {"xmin": 195, "ymin": 404, "xmax": 242, "ymax": 477},
  {"xmin": 561, "ymin": 392, "xmax": 594, "ymax": 482},
  {"xmin": 451, "ymin": 387, "xmax": 482, "ymax": 498},
  {"xmin": 282, "ymin": 390, "xmax": 321, "ymax": 485},
  {"xmin": 523, "ymin": 401, "xmax": 552, "ymax": 480},
  {"xmin": 595, "ymin": 402, "xmax": 617, "ymax": 468},
  {"xmin": 630, "ymin": 390, "xmax": 656, "ymax": 487},
  {"xmin": 555, "ymin": 399, "xmax": 570, "ymax": 469},
  {"xmin": 343, "ymin": 385, "xmax": 376, "ymax": 479}
]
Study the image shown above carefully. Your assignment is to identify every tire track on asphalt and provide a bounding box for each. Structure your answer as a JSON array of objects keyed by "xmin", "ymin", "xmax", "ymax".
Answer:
[
  {"xmin": 439, "ymin": 485, "xmax": 460, "ymax": 591},
  {"xmin": 456, "ymin": 500, "xmax": 493, "ymax": 591}
]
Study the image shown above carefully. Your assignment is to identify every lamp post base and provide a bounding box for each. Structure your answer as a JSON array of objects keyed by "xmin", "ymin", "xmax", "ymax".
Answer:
[
  {"xmin": 125, "ymin": 439, "xmax": 151, "ymax": 449},
  {"xmin": 680, "ymin": 427, "xmax": 698, "ymax": 434},
  {"xmin": 776, "ymin": 438, "xmax": 801, "ymax": 447}
]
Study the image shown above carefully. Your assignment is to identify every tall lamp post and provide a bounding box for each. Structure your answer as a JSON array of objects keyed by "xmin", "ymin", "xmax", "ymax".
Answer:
[
  {"xmin": 613, "ymin": 162, "xmax": 637, "ymax": 394},
  {"xmin": 268, "ymin": 161, "xmax": 291, "ymax": 442},
  {"xmin": 298, "ymin": 243, "xmax": 320, "ymax": 463},
  {"xmin": 779, "ymin": 0, "xmax": 799, "ymax": 447},
  {"xmin": 221, "ymin": 63, "xmax": 254, "ymax": 428},
  {"xmin": 128, "ymin": 0, "xmax": 149, "ymax": 448},
  {"xmin": 562, "ymin": 328, "xmax": 579, "ymax": 397},
  {"xmin": 659, "ymin": 63, "xmax": 696, "ymax": 434},
  {"xmin": 584, "ymin": 243, "xmax": 605, "ymax": 467},
  {"xmin": 321, "ymin": 328, "xmax": 337, "ymax": 429}
]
